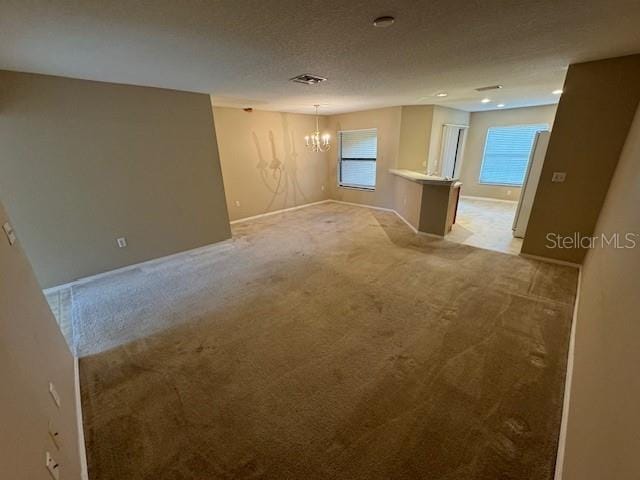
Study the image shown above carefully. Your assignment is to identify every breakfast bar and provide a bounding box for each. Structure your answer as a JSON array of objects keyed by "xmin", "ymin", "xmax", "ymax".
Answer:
[{"xmin": 389, "ymin": 169, "xmax": 462, "ymax": 236}]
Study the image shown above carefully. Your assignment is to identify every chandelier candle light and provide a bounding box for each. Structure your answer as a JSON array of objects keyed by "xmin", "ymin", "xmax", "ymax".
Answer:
[{"xmin": 305, "ymin": 105, "xmax": 330, "ymax": 152}]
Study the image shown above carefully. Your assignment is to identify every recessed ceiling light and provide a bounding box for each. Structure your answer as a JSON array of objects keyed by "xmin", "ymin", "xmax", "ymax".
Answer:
[
  {"xmin": 497, "ymin": 103, "xmax": 505, "ymax": 108},
  {"xmin": 552, "ymin": 89, "xmax": 563, "ymax": 95},
  {"xmin": 435, "ymin": 92, "xmax": 448, "ymax": 97},
  {"xmin": 481, "ymin": 98, "xmax": 491, "ymax": 103},
  {"xmin": 373, "ymin": 16, "xmax": 395, "ymax": 28}
]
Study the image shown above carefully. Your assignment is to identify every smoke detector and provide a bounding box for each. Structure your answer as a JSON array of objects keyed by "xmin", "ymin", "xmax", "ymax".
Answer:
[{"xmin": 290, "ymin": 74, "xmax": 327, "ymax": 85}]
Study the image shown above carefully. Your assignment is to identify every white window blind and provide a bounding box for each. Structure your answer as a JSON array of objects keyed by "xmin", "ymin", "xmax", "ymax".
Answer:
[
  {"xmin": 339, "ymin": 129, "xmax": 377, "ymax": 189},
  {"xmin": 479, "ymin": 124, "xmax": 548, "ymax": 186}
]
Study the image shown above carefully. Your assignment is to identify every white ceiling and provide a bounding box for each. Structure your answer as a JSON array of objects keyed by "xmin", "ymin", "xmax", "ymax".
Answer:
[{"xmin": 1, "ymin": 0, "xmax": 639, "ymax": 115}]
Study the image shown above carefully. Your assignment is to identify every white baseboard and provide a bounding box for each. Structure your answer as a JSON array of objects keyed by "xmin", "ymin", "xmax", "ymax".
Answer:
[
  {"xmin": 554, "ymin": 266, "xmax": 582, "ymax": 480},
  {"xmin": 392, "ymin": 210, "xmax": 445, "ymax": 238},
  {"xmin": 330, "ymin": 200, "xmax": 444, "ymax": 238},
  {"xmin": 45, "ymin": 198, "xmax": 439, "ymax": 292},
  {"xmin": 74, "ymin": 357, "xmax": 89, "ymax": 480},
  {"xmin": 329, "ymin": 199, "xmax": 395, "ymax": 213},
  {"xmin": 461, "ymin": 195, "xmax": 518, "ymax": 204},
  {"xmin": 229, "ymin": 200, "xmax": 331, "ymax": 224},
  {"xmin": 519, "ymin": 252, "xmax": 581, "ymax": 269},
  {"xmin": 44, "ymin": 239, "xmax": 235, "ymax": 293},
  {"xmin": 45, "ymin": 201, "xmax": 330, "ymax": 291},
  {"xmin": 392, "ymin": 210, "xmax": 419, "ymax": 234}
]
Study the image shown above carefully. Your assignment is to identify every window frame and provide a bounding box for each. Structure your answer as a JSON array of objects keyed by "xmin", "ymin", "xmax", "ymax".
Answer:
[
  {"xmin": 478, "ymin": 123, "xmax": 549, "ymax": 187},
  {"xmin": 338, "ymin": 128, "xmax": 378, "ymax": 191}
]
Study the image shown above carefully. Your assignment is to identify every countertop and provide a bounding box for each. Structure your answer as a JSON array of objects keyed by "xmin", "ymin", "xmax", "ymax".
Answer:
[{"xmin": 389, "ymin": 169, "xmax": 460, "ymax": 186}]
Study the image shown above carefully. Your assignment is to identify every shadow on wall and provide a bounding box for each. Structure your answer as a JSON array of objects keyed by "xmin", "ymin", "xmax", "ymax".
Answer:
[{"xmin": 252, "ymin": 113, "xmax": 309, "ymax": 212}]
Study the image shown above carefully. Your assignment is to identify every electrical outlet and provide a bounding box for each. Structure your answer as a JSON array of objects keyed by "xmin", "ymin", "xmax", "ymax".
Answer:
[
  {"xmin": 116, "ymin": 237, "xmax": 127, "ymax": 248},
  {"xmin": 507, "ymin": 190, "xmax": 512, "ymax": 196},
  {"xmin": 2, "ymin": 222, "xmax": 16, "ymax": 245},
  {"xmin": 235, "ymin": 200, "xmax": 241, "ymax": 207},
  {"xmin": 551, "ymin": 172, "xmax": 567, "ymax": 183},
  {"xmin": 49, "ymin": 382, "xmax": 61, "ymax": 409},
  {"xmin": 321, "ymin": 185, "xmax": 325, "ymax": 192},
  {"xmin": 49, "ymin": 421, "xmax": 61, "ymax": 450},
  {"xmin": 46, "ymin": 452, "xmax": 60, "ymax": 480}
]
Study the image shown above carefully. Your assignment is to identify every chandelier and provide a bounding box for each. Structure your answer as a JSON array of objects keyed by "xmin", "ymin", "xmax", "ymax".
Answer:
[{"xmin": 305, "ymin": 105, "xmax": 330, "ymax": 152}]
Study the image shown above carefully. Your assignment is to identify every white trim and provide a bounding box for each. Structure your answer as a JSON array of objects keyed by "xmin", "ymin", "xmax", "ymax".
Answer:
[
  {"xmin": 460, "ymin": 195, "xmax": 518, "ymax": 204},
  {"xmin": 45, "ymin": 202, "xmax": 330, "ymax": 291},
  {"xmin": 330, "ymin": 200, "xmax": 445, "ymax": 238},
  {"xmin": 554, "ymin": 266, "xmax": 582, "ymax": 480},
  {"xmin": 74, "ymin": 357, "xmax": 89, "ymax": 480},
  {"xmin": 44, "ymin": 239, "xmax": 235, "ymax": 292},
  {"xmin": 518, "ymin": 252, "xmax": 581, "ymax": 269},
  {"xmin": 44, "ymin": 198, "xmax": 444, "ymax": 292},
  {"xmin": 419, "ymin": 229, "xmax": 446, "ymax": 239},
  {"xmin": 392, "ymin": 210, "xmax": 419, "ymax": 233},
  {"xmin": 392, "ymin": 210, "xmax": 445, "ymax": 238},
  {"xmin": 229, "ymin": 200, "xmax": 331, "ymax": 224},
  {"xmin": 330, "ymin": 199, "xmax": 394, "ymax": 213}
]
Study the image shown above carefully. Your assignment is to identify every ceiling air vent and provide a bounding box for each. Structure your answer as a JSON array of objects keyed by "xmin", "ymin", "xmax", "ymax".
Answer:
[
  {"xmin": 290, "ymin": 74, "xmax": 327, "ymax": 85},
  {"xmin": 475, "ymin": 84, "xmax": 503, "ymax": 92}
]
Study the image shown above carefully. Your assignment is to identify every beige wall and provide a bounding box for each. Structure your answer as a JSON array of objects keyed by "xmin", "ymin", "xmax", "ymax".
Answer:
[
  {"xmin": 459, "ymin": 105, "xmax": 557, "ymax": 201},
  {"xmin": 397, "ymin": 105, "xmax": 434, "ymax": 171},
  {"xmin": 0, "ymin": 201, "xmax": 84, "ymax": 479},
  {"xmin": 393, "ymin": 176, "xmax": 423, "ymax": 229},
  {"xmin": 212, "ymin": 106, "xmax": 329, "ymax": 221},
  {"xmin": 428, "ymin": 106, "xmax": 471, "ymax": 176},
  {"xmin": 522, "ymin": 55, "xmax": 640, "ymax": 263},
  {"xmin": 560, "ymin": 104, "xmax": 640, "ymax": 480},
  {"xmin": 396, "ymin": 105, "xmax": 469, "ymax": 174},
  {"xmin": 0, "ymin": 71, "xmax": 230, "ymax": 288},
  {"xmin": 327, "ymin": 107, "xmax": 403, "ymax": 209},
  {"xmin": 214, "ymin": 104, "xmax": 468, "ymax": 218}
]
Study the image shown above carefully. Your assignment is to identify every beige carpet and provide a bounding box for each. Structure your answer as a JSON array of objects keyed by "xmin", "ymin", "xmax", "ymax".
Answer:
[{"xmin": 79, "ymin": 203, "xmax": 577, "ymax": 480}]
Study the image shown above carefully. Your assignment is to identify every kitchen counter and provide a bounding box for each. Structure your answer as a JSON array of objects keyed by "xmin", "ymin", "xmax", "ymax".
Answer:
[
  {"xmin": 389, "ymin": 169, "xmax": 459, "ymax": 186},
  {"xmin": 391, "ymin": 169, "xmax": 462, "ymax": 236}
]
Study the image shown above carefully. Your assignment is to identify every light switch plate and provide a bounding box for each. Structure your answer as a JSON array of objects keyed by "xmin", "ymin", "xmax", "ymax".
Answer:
[
  {"xmin": 2, "ymin": 222, "xmax": 16, "ymax": 245},
  {"xmin": 116, "ymin": 237, "xmax": 127, "ymax": 248},
  {"xmin": 552, "ymin": 172, "xmax": 567, "ymax": 183}
]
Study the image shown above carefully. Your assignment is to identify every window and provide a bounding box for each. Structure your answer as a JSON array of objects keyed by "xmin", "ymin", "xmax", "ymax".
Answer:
[
  {"xmin": 479, "ymin": 124, "xmax": 549, "ymax": 186},
  {"xmin": 339, "ymin": 129, "xmax": 377, "ymax": 189}
]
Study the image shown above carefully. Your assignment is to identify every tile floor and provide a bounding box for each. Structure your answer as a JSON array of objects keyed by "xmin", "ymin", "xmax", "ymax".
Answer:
[{"xmin": 446, "ymin": 196, "xmax": 523, "ymax": 255}]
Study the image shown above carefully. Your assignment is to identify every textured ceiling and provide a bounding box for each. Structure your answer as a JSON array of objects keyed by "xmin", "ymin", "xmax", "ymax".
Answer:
[{"xmin": 1, "ymin": 0, "xmax": 640, "ymax": 114}]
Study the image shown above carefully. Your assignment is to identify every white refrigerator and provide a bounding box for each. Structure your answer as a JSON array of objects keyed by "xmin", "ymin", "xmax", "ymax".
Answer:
[{"xmin": 513, "ymin": 130, "xmax": 550, "ymax": 238}]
